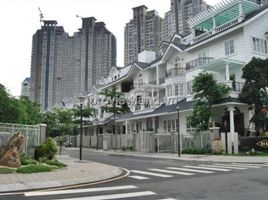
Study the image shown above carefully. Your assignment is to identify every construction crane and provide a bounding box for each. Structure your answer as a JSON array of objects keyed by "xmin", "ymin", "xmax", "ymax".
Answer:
[{"xmin": 38, "ymin": 7, "xmax": 44, "ymax": 24}]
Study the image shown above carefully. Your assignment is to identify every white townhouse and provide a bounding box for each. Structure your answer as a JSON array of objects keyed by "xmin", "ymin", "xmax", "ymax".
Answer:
[{"xmin": 83, "ymin": 0, "xmax": 268, "ymax": 152}]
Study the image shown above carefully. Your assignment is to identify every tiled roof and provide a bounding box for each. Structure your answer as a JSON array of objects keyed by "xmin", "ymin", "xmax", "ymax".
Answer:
[{"xmin": 117, "ymin": 97, "xmax": 242, "ymax": 121}]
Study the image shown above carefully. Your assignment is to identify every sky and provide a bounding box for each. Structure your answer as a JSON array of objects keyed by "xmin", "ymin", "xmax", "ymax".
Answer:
[{"xmin": 0, "ymin": 0, "xmax": 220, "ymax": 97}]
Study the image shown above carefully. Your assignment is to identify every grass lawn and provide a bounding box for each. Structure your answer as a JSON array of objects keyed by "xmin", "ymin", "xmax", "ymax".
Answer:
[
  {"xmin": 0, "ymin": 167, "xmax": 16, "ymax": 174},
  {"xmin": 16, "ymin": 164, "xmax": 53, "ymax": 173}
]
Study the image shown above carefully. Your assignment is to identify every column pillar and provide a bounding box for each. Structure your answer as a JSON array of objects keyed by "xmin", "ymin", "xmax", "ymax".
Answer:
[
  {"xmin": 156, "ymin": 66, "xmax": 159, "ymax": 85},
  {"xmin": 225, "ymin": 63, "xmax": 230, "ymax": 82},
  {"xmin": 125, "ymin": 121, "xmax": 128, "ymax": 134},
  {"xmin": 229, "ymin": 106, "xmax": 235, "ymax": 136},
  {"xmin": 227, "ymin": 105, "xmax": 238, "ymax": 154},
  {"xmin": 239, "ymin": 2, "xmax": 243, "ymax": 16},
  {"xmin": 152, "ymin": 118, "xmax": 156, "ymax": 133},
  {"xmin": 212, "ymin": 16, "xmax": 216, "ymax": 34}
]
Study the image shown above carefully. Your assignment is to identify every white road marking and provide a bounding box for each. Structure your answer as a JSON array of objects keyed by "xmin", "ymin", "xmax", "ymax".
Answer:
[
  {"xmin": 52, "ymin": 191, "xmax": 156, "ymax": 200},
  {"xmin": 129, "ymin": 175, "xmax": 149, "ymax": 180},
  {"xmin": 130, "ymin": 170, "xmax": 173, "ymax": 178},
  {"xmin": 207, "ymin": 164, "xmax": 248, "ymax": 170},
  {"xmin": 232, "ymin": 163, "xmax": 268, "ymax": 167},
  {"xmin": 149, "ymin": 168, "xmax": 194, "ymax": 176},
  {"xmin": 214, "ymin": 164, "xmax": 260, "ymax": 169},
  {"xmin": 184, "ymin": 165, "xmax": 231, "ymax": 172},
  {"xmin": 157, "ymin": 198, "xmax": 178, "ymax": 200},
  {"xmin": 167, "ymin": 167, "xmax": 214, "ymax": 174},
  {"xmin": 25, "ymin": 185, "xmax": 137, "ymax": 197}
]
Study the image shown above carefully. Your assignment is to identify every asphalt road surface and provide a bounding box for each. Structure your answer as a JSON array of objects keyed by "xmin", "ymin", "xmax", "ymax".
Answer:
[{"xmin": 1, "ymin": 148, "xmax": 268, "ymax": 200}]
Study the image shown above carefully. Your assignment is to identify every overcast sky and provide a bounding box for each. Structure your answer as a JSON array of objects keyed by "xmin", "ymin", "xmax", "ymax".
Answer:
[{"xmin": 0, "ymin": 0, "xmax": 220, "ymax": 97}]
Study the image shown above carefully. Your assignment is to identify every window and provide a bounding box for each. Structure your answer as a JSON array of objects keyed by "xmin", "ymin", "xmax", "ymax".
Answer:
[
  {"xmin": 225, "ymin": 40, "xmax": 235, "ymax": 56},
  {"xmin": 180, "ymin": 84, "xmax": 184, "ymax": 96},
  {"xmin": 171, "ymin": 120, "xmax": 176, "ymax": 131},
  {"xmin": 167, "ymin": 85, "xmax": 173, "ymax": 97},
  {"xmin": 164, "ymin": 120, "xmax": 167, "ymax": 132},
  {"xmin": 187, "ymin": 81, "xmax": 193, "ymax": 95},
  {"xmin": 252, "ymin": 37, "xmax": 268, "ymax": 54},
  {"xmin": 175, "ymin": 85, "xmax": 179, "ymax": 96},
  {"xmin": 168, "ymin": 120, "xmax": 171, "ymax": 132}
]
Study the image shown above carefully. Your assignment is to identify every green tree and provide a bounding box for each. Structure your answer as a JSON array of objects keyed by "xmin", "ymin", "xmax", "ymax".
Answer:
[
  {"xmin": 42, "ymin": 108, "xmax": 75, "ymax": 137},
  {"xmin": 239, "ymin": 57, "xmax": 268, "ymax": 133},
  {"xmin": 0, "ymin": 84, "xmax": 43, "ymax": 124},
  {"xmin": 100, "ymin": 86, "xmax": 130, "ymax": 134},
  {"xmin": 19, "ymin": 96, "xmax": 42, "ymax": 125},
  {"xmin": 190, "ymin": 72, "xmax": 230, "ymax": 132}
]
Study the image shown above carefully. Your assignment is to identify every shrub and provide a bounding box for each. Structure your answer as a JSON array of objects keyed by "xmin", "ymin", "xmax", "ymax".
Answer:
[
  {"xmin": 21, "ymin": 156, "xmax": 37, "ymax": 165},
  {"xmin": 34, "ymin": 137, "xmax": 57, "ymax": 161},
  {"xmin": 121, "ymin": 146, "xmax": 134, "ymax": 151},
  {"xmin": 16, "ymin": 164, "xmax": 52, "ymax": 173},
  {"xmin": 46, "ymin": 160, "xmax": 67, "ymax": 168},
  {"xmin": 0, "ymin": 167, "xmax": 15, "ymax": 174},
  {"xmin": 182, "ymin": 147, "xmax": 212, "ymax": 154}
]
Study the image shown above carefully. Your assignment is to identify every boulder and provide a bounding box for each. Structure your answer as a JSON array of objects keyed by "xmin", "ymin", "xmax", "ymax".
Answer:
[
  {"xmin": 0, "ymin": 132, "xmax": 25, "ymax": 168},
  {"xmin": 212, "ymin": 139, "xmax": 224, "ymax": 154}
]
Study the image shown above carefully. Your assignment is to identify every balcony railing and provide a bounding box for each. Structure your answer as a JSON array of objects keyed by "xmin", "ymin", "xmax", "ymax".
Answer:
[
  {"xmin": 149, "ymin": 80, "xmax": 157, "ymax": 85},
  {"xmin": 186, "ymin": 57, "xmax": 215, "ymax": 70},
  {"xmin": 220, "ymin": 81, "xmax": 245, "ymax": 92},
  {"xmin": 230, "ymin": 82, "xmax": 244, "ymax": 92},
  {"xmin": 166, "ymin": 68, "xmax": 185, "ymax": 78},
  {"xmin": 193, "ymin": 17, "xmax": 241, "ymax": 44},
  {"xmin": 134, "ymin": 83, "xmax": 145, "ymax": 89}
]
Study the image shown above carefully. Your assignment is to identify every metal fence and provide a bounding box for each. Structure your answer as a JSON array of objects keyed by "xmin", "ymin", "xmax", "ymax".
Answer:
[
  {"xmin": 70, "ymin": 131, "xmax": 213, "ymax": 153},
  {"xmin": 182, "ymin": 132, "xmax": 212, "ymax": 150},
  {"xmin": 0, "ymin": 123, "xmax": 46, "ymax": 155}
]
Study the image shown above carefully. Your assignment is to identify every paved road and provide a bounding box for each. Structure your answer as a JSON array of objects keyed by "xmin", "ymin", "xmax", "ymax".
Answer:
[{"xmin": 1, "ymin": 149, "xmax": 268, "ymax": 200}]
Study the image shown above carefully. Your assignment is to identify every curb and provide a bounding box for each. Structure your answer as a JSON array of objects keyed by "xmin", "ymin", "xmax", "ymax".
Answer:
[
  {"xmin": 0, "ymin": 167, "xmax": 128, "ymax": 195},
  {"xmin": 69, "ymin": 148, "xmax": 268, "ymax": 164}
]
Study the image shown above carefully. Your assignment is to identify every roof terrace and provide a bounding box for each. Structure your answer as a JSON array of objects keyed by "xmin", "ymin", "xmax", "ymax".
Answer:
[{"xmin": 188, "ymin": 0, "xmax": 259, "ymax": 44}]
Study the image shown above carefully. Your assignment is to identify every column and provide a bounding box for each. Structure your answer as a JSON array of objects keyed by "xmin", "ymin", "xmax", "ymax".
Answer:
[
  {"xmin": 212, "ymin": 16, "xmax": 216, "ymax": 34},
  {"xmin": 156, "ymin": 66, "xmax": 159, "ymax": 85},
  {"xmin": 125, "ymin": 121, "xmax": 128, "ymax": 134},
  {"xmin": 239, "ymin": 2, "xmax": 243, "ymax": 16},
  {"xmin": 152, "ymin": 118, "xmax": 156, "ymax": 133},
  {"xmin": 228, "ymin": 105, "xmax": 238, "ymax": 154},
  {"xmin": 229, "ymin": 106, "xmax": 235, "ymax": 139},
  {"xmin": 238, "ymin": 2, "xmax": 245, "ymax": 22},
  {"xmin": 225, "ymin": 63, "xmax": 230, "ymax": 82}
]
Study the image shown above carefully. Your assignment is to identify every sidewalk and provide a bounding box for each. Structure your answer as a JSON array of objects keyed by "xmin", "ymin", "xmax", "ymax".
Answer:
[
  {"xmin": 0, "ymin": 155, "xmax": 122, "ymax": 193},
  {"xmin": 71, "ymin": 148, "xmax": 268, "ymax": 164}
]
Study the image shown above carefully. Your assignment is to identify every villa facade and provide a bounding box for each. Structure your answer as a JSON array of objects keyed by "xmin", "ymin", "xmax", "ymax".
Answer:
[{"xmin": 78, "ymin": 0, "xmax": 268, "ymax": 152}]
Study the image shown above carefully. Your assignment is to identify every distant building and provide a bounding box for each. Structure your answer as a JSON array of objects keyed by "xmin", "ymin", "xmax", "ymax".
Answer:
[
  {"xmin": 250, "ymin": 0, "xmax": 268, "ymax": 5},
  {"xmin": 124, "ymin": 6, "xmax": 162, "ymax": 65},
  {"xmin": 30, "ymin": 19, "xmax": 116, "ymax": 111},
  {"xmin": 162, "ymin": 0, "xmax": 210, "ymax": 41},
  {"xmin": 21, "ymin": 78, "xmax": 31, "ymax": 98}
]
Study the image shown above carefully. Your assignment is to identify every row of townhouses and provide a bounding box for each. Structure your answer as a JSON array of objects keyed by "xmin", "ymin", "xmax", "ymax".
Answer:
[{"xmin": 75, "ymin": 0, "xmax": 268, "ymax": 153}]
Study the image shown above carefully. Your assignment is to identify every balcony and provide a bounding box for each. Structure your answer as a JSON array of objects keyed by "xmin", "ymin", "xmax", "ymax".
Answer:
[
  {"xmin": 221, "ymin": 81, "xmax": 245, "ymax": 93},
  {"xmin": 193, "ymin": 17, "xmax": 241, "ymax": 44},
  {"xmin": 230, "ymin": 82, "xmax": 244, "ymax": 92},
  {"xmin": 166, "ymin": 68, "xmax": 185, "ymax": 78},
  {"xmin": 134, "ymin": 83, "xmax": 145, "ymax": 89},
  {"xmin": 186, "ymin": 57, "xmax": 215, "ymax": 71}
]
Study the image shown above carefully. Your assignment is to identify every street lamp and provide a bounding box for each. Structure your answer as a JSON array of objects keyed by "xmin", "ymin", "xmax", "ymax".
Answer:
[
  {"xmin": 176, "ymin": 103, "xmax": 181, "ymax": 157},
  {"xmin": 96, "ymin": 117, "xmax": 99, "ymax": 151},
  {"xmin": 77, "ymin": 95, "xmax": 86, "ymax": 160}
]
